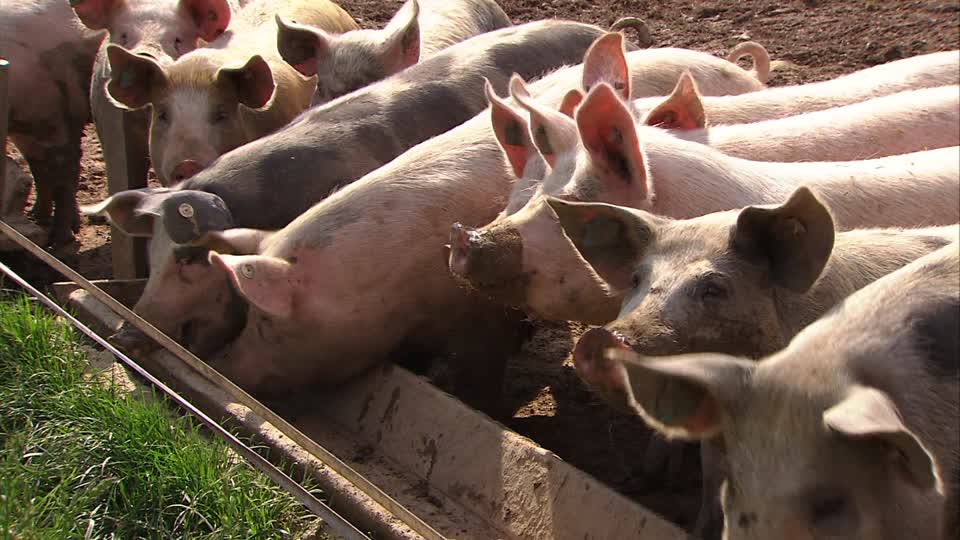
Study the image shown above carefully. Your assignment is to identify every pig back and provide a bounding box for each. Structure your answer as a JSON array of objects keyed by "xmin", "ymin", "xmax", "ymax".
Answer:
[
  {"xmin": 181, "ymin": 20, "xmax": 612, "ymax": 230},
  {"xmin": 416, "ymin": 0, "xmax": 512, "ymax": 57}
]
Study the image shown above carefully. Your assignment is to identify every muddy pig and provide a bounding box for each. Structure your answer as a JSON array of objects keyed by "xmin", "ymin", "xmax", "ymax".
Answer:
[
  {"xmin": 277, "ymin": 0, "xmax": 510, "ymax": 104},
  {"xmin": 73, "ymin": 0, "xmax": 238, "ymax": 241},
  {"xmin": 0, "ymin": 157, "xmax": 48, "ymax": 250},
  {"xmin": 104, "ymin": 0, "xmax": 357, "ymax": 184},
  {"xmin": 627, "ymin": 50, "xmax": 960, "ymax": 125},
  {"xmin": 448, "ymin": 81, "xmax": 960, "ymax": 324},
  {"xmin": 1, "ymin": 0, "xmax": 106, "ymax": 246},
  {"xmin": 84, "ymin": 21, "xmax": 633, "ymax": 354},
  {"xmin": 597, "ymin": 241, "xmax": 959, "ymax": 539},
  {"xmin": 553, "ymin": 189, "xmax": 958, "ymax": 538}
]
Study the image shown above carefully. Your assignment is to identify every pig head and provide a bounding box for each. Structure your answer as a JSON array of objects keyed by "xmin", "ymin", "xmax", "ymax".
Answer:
[
  {"xmin": 82, "ymin": 188, "xmax": 245, "ymax": 356},
  {"xmin": 593, "ymin": 241, "xmax": 959, "ymax": 539}
]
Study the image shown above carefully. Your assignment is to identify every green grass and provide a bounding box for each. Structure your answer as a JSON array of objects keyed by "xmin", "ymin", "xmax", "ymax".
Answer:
[{"xmin": 0, "ymin": 295, "xmax": 324, "ymax": 539}]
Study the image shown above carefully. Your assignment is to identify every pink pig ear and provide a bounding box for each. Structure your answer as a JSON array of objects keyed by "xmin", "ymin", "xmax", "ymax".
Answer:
[
  {"xmin": 606, "ymin": 349, "xmax": 754, "ymax": 440},
  {"xmin": 216, "ymin": 55, "xmax": 276, "ymax": 109},
  {"xmin": 509, "ymin": 75, "xmax": 579, "ymax": 167},
  {"xmin": 581, "ymin": 32, "xmax": 630, "ymax": 100},
  {"xmin": 275, "ymin": 15, "xmax": 332, "ymax": 78},
  {"xmin": 824, "ymin": 386, "xmax": 941, "ymax": 492},
  {"xmin": 193, "ymin": 228, "xmax": 272, "ymax": 255},
  {"xmin": 558, "ymin": 89, "xmax": 584, "ymax": 118},
  {"xmin": 70, "ymin": 0, "xmax": 124, "ymax": 31},
  {"xmin": 209, "ymin": 252, "xmax": 296, "ymax": 319},
  {"xmin": 485, "ymin": 79, "xmax": 535, "ymax": 178},
  {"xmin": 106, "ymin": 44, "xmax": 168, "ymax": 109},
  {"xmin": 379, "ymin": 0, "xmax": 421, "ymax": 75},
  {"xmin": 643, "ymin": 71, "xmax": 707, "ymax": 130},
  {"xmin": 576, "ymin": 83, "xmax": 650, "ymax": 199},
  {"xmin": 180, "ymin": 0, "xmax": 233, "ymax": 42}
]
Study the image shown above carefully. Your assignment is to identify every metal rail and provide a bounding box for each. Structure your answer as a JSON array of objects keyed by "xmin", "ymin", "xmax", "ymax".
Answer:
[
  {"xmin": 0, "ymin": 220, "xmax": 446, "ymax": 540},
  {"xmin": 0, "ymin": 256, "xmax": 370, "ymax": 540}
]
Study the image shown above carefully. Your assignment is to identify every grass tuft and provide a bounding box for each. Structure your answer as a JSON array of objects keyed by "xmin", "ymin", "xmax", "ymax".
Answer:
[{"xmin": 0, "ymin": 295, "xmax": 324, "ymax": 539}]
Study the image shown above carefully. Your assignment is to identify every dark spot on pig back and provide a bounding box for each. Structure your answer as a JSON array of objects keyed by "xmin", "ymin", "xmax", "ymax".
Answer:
[
  {"xmin": 912, "ymin": 295, "xmax": 959, "ymax": 380},
  {"xmin": 386, "ymin": 83, "xmax": 475, "ymax": 146},
  {"xmin": 487, "ymin": 25, "xmax": 607, "ymax": 82}
]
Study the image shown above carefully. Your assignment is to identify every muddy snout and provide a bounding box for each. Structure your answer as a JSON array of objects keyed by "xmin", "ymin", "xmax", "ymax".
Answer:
[
  {"xmin": 109, "ymin": 323, "xmax": 161, "ymax": 357},
  {"xmin": 171, "ymin": 160, "xmax": 205, "ymax": 182},
  {"xmin": 572, "ymin": 327, "xmax": 639, "ymax": 411},
  {"xmin": 446, "ymin": 222, "xmax": 528, "ymax": 306}
]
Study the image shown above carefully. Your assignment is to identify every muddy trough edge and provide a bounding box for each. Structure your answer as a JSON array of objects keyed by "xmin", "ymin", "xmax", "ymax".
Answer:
[{"xmin": 56, "ymin": 280, "xmax": 690, "ymax": 540}]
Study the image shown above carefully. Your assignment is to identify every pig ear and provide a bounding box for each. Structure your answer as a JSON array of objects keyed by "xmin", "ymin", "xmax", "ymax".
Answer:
[
  {"xmin": 607, "ymin": 349, "xmax": 753, "ymax": 440},
  {"xmin": 216, "ymin": 55, "xmax": 276, "ymax": 109},
  {"xmin": 576, "ymin": 83, "xmax": 650, "ymax": 199},
  {"xmin": 546, "ymin": 197, "xmax": 656, "ymax": 291},
  {"xmin": 581, "ymin": 32, "xmax": 630, "ymax": 100},
  {"xmin": 209, "ymin": 253, "xmax": 296, "ymax": 319},
  {"xmin": 192, "ymin": 228, "xmax": 272, "ymax": 255},
  {"xmin": 106, "ymin": 44, "xmax": 168, "ymax": 109},
  {"xmin": 379, "ymin": 0, "xmax": 421, "ymax": 74},
  {"xmin": 509, "ymin": 75, "xmax": 579, "ymax": 167},
  {"xmin": 180, "ymin": 0, "xmax": 233, "ymax": 42},
  {"xmin": 81, "ymin": 189, "xmax": 173, "ymax": 237},
  {"xmin": 70, "ymin": 0, "xmax": 124, "ymax": 30},
  {"xmin": 485, "ymin": 79, "xmax": 536, "ymax": 179},
  {"xmin": 559, "ymin": 89, "xmax": 584, "ymax": 118},
  {"xmin": 824, "ymin": 386, "xmax": 940, "ymax": 492},
  {"xmin": 275, "ymin": 15, "xmax": 330, "ymax": 77},
  {"xmin": 643, "ymin": 71, "xmax": 707, "ymax": 130},
  {"xmin": 733, "ymin": 186, "xmax": 835, "ymax": 293}
]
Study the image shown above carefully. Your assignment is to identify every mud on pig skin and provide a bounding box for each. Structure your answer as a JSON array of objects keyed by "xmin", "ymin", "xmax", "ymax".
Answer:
[
  {"xmin": 599, "ymin": 241, "xmax": 959, "ymax": 540},
  {"xmin": 84, "ymin": 21, "xmax": 632, "ymax": 357},
  {"xmin": 453, "ymin": 79, "xmax": 959, "ymax": 324},
  {"xmin": 277, "ymin": 0, "xmax": 510, "ymax": 105},
  {"xmin": 1, "ymin": 0, "xmax": 106, "ymax": 246}
]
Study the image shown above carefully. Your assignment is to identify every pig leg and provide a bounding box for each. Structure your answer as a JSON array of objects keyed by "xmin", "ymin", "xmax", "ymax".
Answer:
[
  {"xmin": 24, "ymin": 139, "xmax": 83, "ymax": 247},
  {"xmin": 692, "ymin": 443, "xmax": 725, "ymax": 540},
  {"xmin": 445, "ymin": 297, "xmax": 531, "ymax": 416}
]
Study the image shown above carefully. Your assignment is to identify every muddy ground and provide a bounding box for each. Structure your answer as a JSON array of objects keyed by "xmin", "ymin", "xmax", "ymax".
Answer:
[{"xmin": 4, "ymin": 0, "xmax": 958, "ymax": 532}]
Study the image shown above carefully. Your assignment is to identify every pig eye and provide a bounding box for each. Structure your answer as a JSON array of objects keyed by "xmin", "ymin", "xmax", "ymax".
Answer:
[
  {"xmin": 156, "ymin": 108, "xmax": 170, "ymax": 124},
  {"xmin": 210, "ymin": 108, "xmax": 228, "ymax": 124},
  {"xmin": 119, "ymin": 32, "xmax": 129, "ymax": 46},
  {"xmin": 174, "ymin": 37, "xmax": 184, "ymax": 54},
  {"xmin": 808, "ymin": 491, "xmax": 857, "ymax": 535},
  {"xmin": 695, "ymin": 274, "xmax": 729, "ymax": 302}
]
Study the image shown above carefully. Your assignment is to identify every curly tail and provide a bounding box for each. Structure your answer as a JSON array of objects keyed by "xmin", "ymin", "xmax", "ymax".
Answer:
[
  {"xmin": 726, "ymin": 41, "xmax": 772, "ymax": 84},
  {"xmin": 609, "ymin": 17, "xmax": 654, "ymax": 48}
]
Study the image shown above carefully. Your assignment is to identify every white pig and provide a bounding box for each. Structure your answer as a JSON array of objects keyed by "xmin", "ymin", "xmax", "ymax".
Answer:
[
  {"xmin": 628, "ymin": 50, "xmax": 960, "ymax": 125},
  {"xmin": 104, "ymin": 0, "xmax": 358, "ymax": 183},
  {"xmin": 597, "ymin": 241, "xmax": 959, "ymax": 540},
  {"xmin": 276, "ymin": 0, "xmax": 511, "ymax": 104},
  {"xmin": 448, "ymin": 81, "xmax": 960, "ymax": 324}
]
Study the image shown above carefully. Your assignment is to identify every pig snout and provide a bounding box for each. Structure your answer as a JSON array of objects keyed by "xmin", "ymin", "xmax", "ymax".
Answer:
[
  {"xmin": 446, "ymin": 222, "xmax": 528, "ymax": 307},
  {"xmin": 171, "ymin": 160, "xmax": 205, "ymax": 182},
  {"xmin": 572, "ymin": 327, "xmax": 640, "ymax": 412},
  {"xmin": 109, "ymin": 323, "xmax": 161, "ymax": 357}
]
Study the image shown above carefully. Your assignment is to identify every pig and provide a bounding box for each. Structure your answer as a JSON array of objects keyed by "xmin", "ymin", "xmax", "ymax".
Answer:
[
  {"xmin": 1, "ymin": 0, "xmax": 105, "ymax": 246},
  {"xmin": 0, "ymin": 157, "xmax": 48, "ymax": 250},
  {"xmin": 594, "ymin": 241, "xmax": 959, "ymax": 540},
  {"xmin": 103, "ymin": 0, "xmax": 358, "ymax": 184},
  {"xmin": 73, "ymin": 0, "xmax": 238, "ymax": 241},
  {"xmin": 83, "ymin": 21, "xmax": 630, "ymax": 354},
  {"xmin": 83, "ymin": 31, "xmax": 779, "ymax": 395},
  {"xmin": 448, "ymin": 81, "xmax": 960, "ymax": 325},
  {"xmin": 276, "ymin": 0, "xmax": 510, "ymax": 104},
  {"xmin": 627, "ymin": 50, "xmax": 960, "ymax": 125},
  {"xmin": 643, "ymin": 76, "xmax": 960, "ymax": 163},
  {"xmin": 551, "ymin": 188, "xmax": 959, "ymax": 539}
]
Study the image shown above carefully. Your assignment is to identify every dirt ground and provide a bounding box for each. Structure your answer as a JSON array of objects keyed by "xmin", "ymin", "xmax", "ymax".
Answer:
[{"xmin": 4, "ymin": 0, "xmax": 958, "ymax": 532}]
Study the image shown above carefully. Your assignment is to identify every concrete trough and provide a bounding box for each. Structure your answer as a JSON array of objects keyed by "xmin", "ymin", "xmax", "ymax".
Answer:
[{"xmin": 55, "ymin": 279, "xmax": 689, "ymax": 540}]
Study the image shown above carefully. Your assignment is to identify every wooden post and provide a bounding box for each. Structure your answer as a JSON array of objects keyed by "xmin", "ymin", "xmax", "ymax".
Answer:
[
  {"xmin": 0, "ymin": 59, "xmax": 9, "ymax": 200},
  {"xmin": 100, "ymin": 103, "xmax": 150, "ymax": 279}
]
